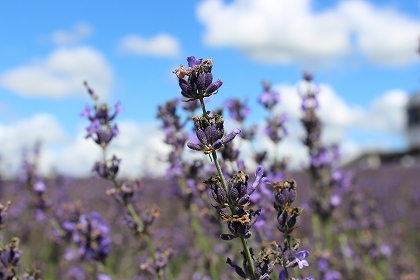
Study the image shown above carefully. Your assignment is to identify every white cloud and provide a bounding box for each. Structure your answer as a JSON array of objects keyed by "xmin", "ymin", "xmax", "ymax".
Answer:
[
  {"xmin": 339, "ymin": 0, "xmax": 420, "ymax": 66},
  {"xmin": 0, "ymin": 47, "xmax": 113, "ymax": 98},
  {"xmin": 273, "ymin": 83, "xmax": 364, "ymax": 143},
  {"xmin": 105, "ymin": 121, "xmax": 172, "ymax": 178},
  {"xmin": 244, "ymin": 82, "xmax": 410, "ymax": 168},
  {"xmin": 196, "ymin": 0, "xmax": 420, "ymax": 66},
  {"xmin": 52, "ymin": 22, "xmax": 93, "ymax": 45},
  {"xmin": 0, "ymin": 114, "xmax": 68, "ymax": 177},
  {"xmin": 0, "ymin": 115, "xmax": 171, "ymax": 178},
  {"xmin": 271, "ymin": 82, "xmax": 408, "ymax": 140},
  {"xmin": 197, "ymin": 0, "xmax": 350, "ymax": 64},
  {"xmin": 118, "ymin": 34, "xmax": 181, "ymax": 58},
  {"xmin": 42, "ymin": 121, "xmax": 171, "ymax": 178},
  {"xmin": 354, "ymin": 89, "xmax": 408, "ymax": 133}
]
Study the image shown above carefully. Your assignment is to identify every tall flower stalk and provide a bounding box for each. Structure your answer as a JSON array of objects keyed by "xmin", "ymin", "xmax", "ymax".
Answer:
[
  {"xmin": 156, "ymin": 98, "xmax": 221, "ymax": 279},
  {"xmin": 174, "ymin": 56, "xmax": 263, "ymax": 278},
  {"xmin": 82, "ymin": 82, "xmax": 168, "ymax": 280},
  {"xmin": 173, "ymin": 56, "xmax": 311, "ymax": 279},
  {"xmin": 298, "ymin": 72, "xmax": 354, "ymax": 278}
]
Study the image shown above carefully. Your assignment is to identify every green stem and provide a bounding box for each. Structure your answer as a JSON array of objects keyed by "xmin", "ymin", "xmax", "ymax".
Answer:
[
  {"xmin": 283, "ymin": 231, "xmax": 291, "ymax": 280},
  {"xmin": 338, "ymin": 233, "xmax": 354, "ymax": 273},
  {"xmin": 200, "ymin": 98, "xmax": 207, "ymax": 117},
  {"xmin": 110, "ymin": 179, "xmax": 163, "ymax": 280},
  {"xmin": 190, "ymin": 206, "xmax": 220, "ymax": 280},
  {"xmin": 199, "ymin": 97, "xmax": 255, "ymax": 279},
  {"xmin": 177, "ymin": 176, "xmax": 219, "ymax": 280},
  {"xmin": 212, "ymin": 151, "xmax": 256, "ymax": 280},
  {"xmin": 311, "ymin": 214, "xmax": 322, "ymax": 252},
  {"xmin": 323, "ymin": 219, "xmax": 333, "ymax": 250}
]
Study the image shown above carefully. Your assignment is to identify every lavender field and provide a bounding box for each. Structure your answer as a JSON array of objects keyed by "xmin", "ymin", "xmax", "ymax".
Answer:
[{"xmin": 0, "ymin": 54, "xmax": 419, "ymax": 280}]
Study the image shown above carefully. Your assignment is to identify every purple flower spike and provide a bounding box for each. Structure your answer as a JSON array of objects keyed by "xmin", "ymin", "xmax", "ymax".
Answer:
[
  {"xmin": 258, "ymin": 80, "xmax": 280, "ymax": 110},
  {"xmin": 111, "ymin": 125, "xmax": 119, "ymax": 137},
  {"xmin": 225, "ymin": 98, "xmax": 251, "ymax": 123},
  {"xmin": 174, "ymin": 56, "xmax": 220, "ymax": 101}
]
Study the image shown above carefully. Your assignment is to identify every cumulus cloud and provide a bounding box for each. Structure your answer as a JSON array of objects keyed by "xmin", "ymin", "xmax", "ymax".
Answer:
[
  {"xmin": 52, "ymin": 22, "xmax": 93, "ymax": 45},
  {"xmin": 0, "ymin": 114, "xmax": 68, "ymax": 176},
  {"xmin": 40, "ymin": 121, "xmax": 172, "ymax": 178},
  {"xmin": 42, "ymin": 121, "xmax": 171, "ymax": 178},
  {"xmin": 196, "ymin": 0, "xmax": 420, "ymax": 66},
  {"xmin": 104, "ymin": 121, "xmax": 171, "ymax": 178},
  {"xmin": 338, "ymin": 0, "xmax": 420, "ymax": 66},
  {"xmin": 272, "ymin": 83, "xmax": 364, "ymax": 144},
  {"xmin": 355, "ymin": 90, "xmax": 408, "ymax": 133},
  {"xmin": 238, "ymin": 82, "xmax": 409, "ymax": 168},
  {"xmin": 197, "ymin": 0, "xmax": 350, "ymax": 64},
  {"xmin": 118, "ymin": 34, "xmax": 181, "ymax": 58},
  {"xmin": 0, "ymin": 47, "xmax": 113, "ymax": 98},
  {"xmin": 0, "ymin": 115, "xmax": 171, "ymax": 178},
  {"xmin": 275, "ymin": 83, "xmax": 408, "ymax": 137}
]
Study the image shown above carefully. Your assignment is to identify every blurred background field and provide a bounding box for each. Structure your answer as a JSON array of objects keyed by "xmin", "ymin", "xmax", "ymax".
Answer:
[{"xmin": 1, "ymin": 156, "xmax": 419, "ymax": 279}]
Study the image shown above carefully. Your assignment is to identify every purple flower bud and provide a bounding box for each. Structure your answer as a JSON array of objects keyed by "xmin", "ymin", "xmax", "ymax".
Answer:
[
  {"xmin": 205, "ymin": 79, "xmax": 223, "ymax": 94},
  {"xmin": 222, "ymin": 128, "xmax": 241, "ymax": 144},
  {"xmin": 187, "ymin": 142, "xmax": 204, "ymax": 151},
  {"xmin": 197, "ymin": 72, "xmax": 213, "ymax": 91}
]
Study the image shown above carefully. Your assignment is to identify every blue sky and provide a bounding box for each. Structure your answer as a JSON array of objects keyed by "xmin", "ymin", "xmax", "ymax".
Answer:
[{"xmin": 0, "ymin": 0, "xmax": 419, "ymax": 177}]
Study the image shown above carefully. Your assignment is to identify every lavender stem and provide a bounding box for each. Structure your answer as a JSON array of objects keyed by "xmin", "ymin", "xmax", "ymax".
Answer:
[{"xmin": 211, "ymin": 150, "xmax": 256, "ymax": 280}]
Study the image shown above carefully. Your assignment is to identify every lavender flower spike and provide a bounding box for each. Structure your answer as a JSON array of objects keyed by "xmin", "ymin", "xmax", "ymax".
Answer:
[
  {"xmin": 173, "ymin": 56, "xmax": 222, "ymax": 101},
  {"xmin": 187, "ymin": 114, "xmax": 241, "ymax": 154}
]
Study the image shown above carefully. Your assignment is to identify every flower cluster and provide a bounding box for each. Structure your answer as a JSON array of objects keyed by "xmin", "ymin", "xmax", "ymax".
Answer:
[
  {"xmin": 72, "ymin": 212, "xmax": 112, "ymax": 263},
  {"xmin": 268, "ymin": 179, "xmax": 311, "ymax": 279},
  {"xmin": 82, "ymin": 82, "xmax": 168, "ymax": 280},
  {"xmin": 298, "ymin": 73, "xmax": 353, "ymax": 222},
  {"xmin": 0, "ymin": 237, "xmax": 23, "ymax": 279},
  {"xmin": 224, "ymin": 98, "xmax": 251, "ymax": 123},
  {"xmin": 139, "ymin": 248, "xmax": 173, "ymax": 278},
  {"xmin": 81, "ymin": 82, "xmax": 123, "ymax": 181},
  {"xmin": 173, "ymin": 56, "xmax": 223, "ymax": 102},
  {"xmin": 187, "ymin": 114, "xmax": 241, "ymax": 155},
  {"xmin": 258, "ymin": 80, "xmax": 281, "ymax": 110}
]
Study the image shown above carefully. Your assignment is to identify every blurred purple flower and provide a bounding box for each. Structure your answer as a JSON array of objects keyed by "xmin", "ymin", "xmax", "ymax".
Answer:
[
  {"xmin": 258, "ymin": 80, "xmax": 280, "ymax": 110},
  {"xmin": 224, "ymin": 98, "xmax": 250, "ymax": 123}
]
